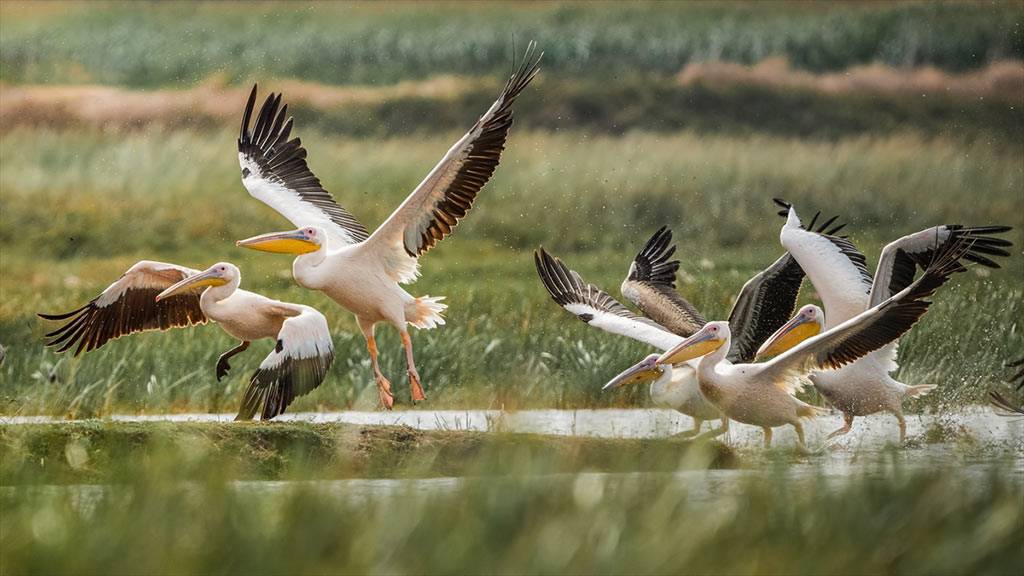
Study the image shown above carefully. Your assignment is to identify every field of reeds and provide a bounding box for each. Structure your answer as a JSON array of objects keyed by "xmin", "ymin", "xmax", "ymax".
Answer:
[{"xmin": 2, "ymin": 3, "xmax": 1023, "ymax": 574}]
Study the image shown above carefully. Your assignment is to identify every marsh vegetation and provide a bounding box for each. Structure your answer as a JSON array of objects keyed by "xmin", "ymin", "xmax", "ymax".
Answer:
[{"xmin": 1, "ymin": 2, "xmax": 1022, "ymax": 574}]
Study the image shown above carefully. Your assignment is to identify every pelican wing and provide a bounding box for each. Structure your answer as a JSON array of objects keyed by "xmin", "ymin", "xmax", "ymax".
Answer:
[
  {"xmin": 727, "ymin": 212, "xmax": 847, "ymax": 363},
  {"xmin": 363, "ymin": 43, "xmax": 541, "ymax": 283},
  {"xmin": 238, "ymin": 85, "xmax": 370, "ymax": 246},
  {"xmin": 869, "ymin": 225, "xmax": 1012, "ymax": 308},
  {"xmin": 535, "ymin": 248, "xmax": 683, "ymax": 351},
  {"xmin": 726, "ymin": 253, "xmax": 806, "ymax": 363},
  {"xmin": 1009, "ymin": 357, "xmax": 1024, "ymax": 390},
  {"xmin": 760, "ymin": 238, "xmax": 971, "ymax": 389},
  {"xmin": 775, "ymin": 199, "xmax": 872, "ymax": 326},
  {"xmin": 989, "ymin": 390, "xmax": 1024, "ymax": 416},
  {"xmin": 235, "ymin": 306, "xmax": 335, "ymax": 421},
  {"xmin": 620, "ymin": 226, "xmax": 706, "ymax": 337},
  {"xmin": 38, "ymin": 261, "xmax": 206, "ymax": 356}
]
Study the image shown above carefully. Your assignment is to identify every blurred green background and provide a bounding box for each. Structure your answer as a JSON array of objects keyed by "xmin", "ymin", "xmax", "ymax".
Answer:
[{"xmin": 1, "ymin": 1, "xmax": 1021, "ymax": 415}]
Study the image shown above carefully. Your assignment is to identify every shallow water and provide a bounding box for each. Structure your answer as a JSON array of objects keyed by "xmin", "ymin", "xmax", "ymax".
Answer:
[
  {"xmin": 2, "ymin": 407, "xmax": 1022, "ymax": 452},
  {"xmin": 3, "ymin": 406, "xmax": 1021, "ymax": 513}
]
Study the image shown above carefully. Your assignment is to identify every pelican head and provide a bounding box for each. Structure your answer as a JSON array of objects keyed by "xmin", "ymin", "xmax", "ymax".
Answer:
[
  {"xmin": 156, "ymin": 262, "xmax": 239, "ymax": 301},
  {"xmin": 756, "ymin": 304, "xmax": 824, "ymax": 359},
  {"xmin": 236, "ymin": 226, "xmax": 323, "ymax": 255},
  {"xmin": 603, "ymin": 353, "xmax": 666, "ymax": 391},
  {"xmin": 657, "ymin": 321, "xmax": 729, "ymax": 365}
]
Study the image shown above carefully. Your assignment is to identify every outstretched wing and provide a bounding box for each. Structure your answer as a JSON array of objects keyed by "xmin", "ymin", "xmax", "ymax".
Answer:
[
  {"xmin": 235, "ymin": 306, "xmax": 334, "ymax": 421},
  {"xmin": 775, "ymin": 199, "xmax": 872, "ymax": 327},
  {"xmin": 362, "ymin": 43, "xmax": 542, "ymax": 284},
  {"xmin": 726, "ymin": 254, "xmax": 806, "ymax": 364},
  {"xmin": 38, "ymin": 261, "xmax": 206, "ymax": 356},
  {"xmin": 535, "ymin": 248, "xmax": 683, "ymax": 351},
  {"xmin": 238, "ymin": 85, "xmax": 370, "ymax": 246},
  {"xmin": 869, "ymin": 225, "xmax": 1012, "ymax": 308},
  {"xmin": 761, "ymin": 238, "xmax": 972, "ymax": 386},
  {"xmin": 727, "ymin": 212, "xmax": 847, "ymax": 363},
  {"xmin": 620, "ymin": 226, "xmax": 706, "ymax": 338}
]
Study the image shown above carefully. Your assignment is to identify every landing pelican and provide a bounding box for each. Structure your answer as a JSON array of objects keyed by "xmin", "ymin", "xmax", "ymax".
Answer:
[
  {"xmin": 535, "ymin": 219, "xmax": 839, "ymax": 437},
  {"xmin": 38, "ymin": 261, "xmax": 334, "ymax": 420},
  {"xmin": 657, "ymin": 238, "xmax": 972, "ymax": 450},
  {"xmin": 235, "ymin": 44, "xmax": 541, "ymax": 409},
  {"xmin": 759, "ymin": 199, "xmax": 1013, "ymax": 441}
]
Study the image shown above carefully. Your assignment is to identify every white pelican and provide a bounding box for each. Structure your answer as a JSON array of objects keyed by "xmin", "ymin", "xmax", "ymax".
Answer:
[
  {"xmin": 38, "ymin": 261, "xmax": 334, "ymax": 420},
  {"xmin": 234, "ymin": 44, "xmax": 541, "ymax": 409},
  {"xmin": 655, "ymin": 237, "xmax": 973, "ymax": 450},
  {"xmin": 534, "ymin": 219, "xmax": 841, "ymax": 437},
  {"xmin": 759, "ymin": 199, "xmax": 1013, "ymax": 441}
]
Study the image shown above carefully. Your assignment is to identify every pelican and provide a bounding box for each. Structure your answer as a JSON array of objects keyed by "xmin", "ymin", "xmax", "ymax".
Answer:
[
  {"xmin": 535, "ymin": 218, "xmax": 841, "ymax": 437},
  {"xmin": 655, "ymin": 237, "xmax": 973, "ymax": 450},
  {"xmin": 758, "ymin": 199, "xmax": 1013, "ymax": 441},
  {"xmin": 234, "ymin": 44, "xmax": 541, "ymax": 409},
  {"xmin": 38, "ymin": 261, "xmax": 334, "ymax": 420}
]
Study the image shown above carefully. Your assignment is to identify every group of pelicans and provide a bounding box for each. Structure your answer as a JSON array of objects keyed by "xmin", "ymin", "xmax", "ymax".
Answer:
[{"xmin": 38, "ymin": 43, "xmax": 1019, "ymax": 447}]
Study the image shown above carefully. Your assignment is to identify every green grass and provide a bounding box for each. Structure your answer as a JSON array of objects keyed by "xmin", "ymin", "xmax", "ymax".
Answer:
[
  {"xmin": 1, "ymin": 128, "xmax": 1021, "ymax": 416},
  {"xmin": 1, "ymin": 456, "xmax": 1020, "ymax": 574},
  {"xmin": 1, "ymin": 2, "xmax": 1021, "ymax": 87}
]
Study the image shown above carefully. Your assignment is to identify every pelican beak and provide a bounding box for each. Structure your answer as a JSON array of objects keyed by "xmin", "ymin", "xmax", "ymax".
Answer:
[
  {"xmin": 657, "ymin": 330, "xmax": 724, "ymax": 366},
  {"xmin": 756, "ymin": 314, "xmax": 821, "ymax": 359},
  {"xmin": 236, "ymin": 230, "xmax": 319, "ymax": 254},
  {"xmin": 603, "ymin": 357, "xmax": 661, "ymax": 391},
  {"xmin": 156, "ymin": 269, "xmax": 226, "ymax": 302}
]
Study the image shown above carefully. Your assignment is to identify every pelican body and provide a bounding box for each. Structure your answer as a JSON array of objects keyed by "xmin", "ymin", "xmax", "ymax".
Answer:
[
  {"xmin": 39, "ymin": 261, "xmax": 334, "ymax": 420},
  {"xmin": 767, "ymin": 201, "xmax": 1012, "ymax": 441},
  {"xmin": 234, "ymin": 44, "xmax": 541, "ymax": 409}
]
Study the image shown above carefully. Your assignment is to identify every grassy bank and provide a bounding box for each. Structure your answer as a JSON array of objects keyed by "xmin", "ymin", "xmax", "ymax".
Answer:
[
  {"xmin": 3, "ymin": 65, "xmax": 1021, "ymax": 141},
  {"xmin": 2, "ymin": 2, "xmax": 1021, "ymax": 87},
  {"xmin": 1, "ymin": 128, "xmax": 1021, "ymax": 416},
  {"xmin": 1, "ymin": 458, "xmax": 1020, "ymax": 574},
  {"xmin": 0, "ymin": 421, "xmax": 735, "ymax": 484}
]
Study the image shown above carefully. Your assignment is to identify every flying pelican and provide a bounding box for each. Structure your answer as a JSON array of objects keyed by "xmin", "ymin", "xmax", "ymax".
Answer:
[
  {"xmin": 757, "ymin": 199, "xmax": 1013, "ymax": 441},
  {"xmin": 654, "ymin": 237, "xmax": 973, "ymax": 450},
  {"xmin": 38, "ymin": 261, "xmax": 334, "ymax": 420},
  {"xmin": 234, "ymin": 44, "xmax": 541, "ymax": 409},
  {"xmin": 535, "ymin": 217, "xmax": 842, "ymax": 437}
]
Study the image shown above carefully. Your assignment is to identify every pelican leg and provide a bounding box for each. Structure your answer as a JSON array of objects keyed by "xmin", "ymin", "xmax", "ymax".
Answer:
[
  {"xmin": 216, "ymin": 341, "xmax": 251, "ymax": 381},
  {"xmin": 793, "ymin": 421, "xmax": 807, "ymax": 449},
  {"xmin": 895, "ymin": 411, "xmax": 907, "ymax": 444},
  {"xmin": 762, "ymin": 427, "xmax": 773, "ymax": 449},
  {"xmin": 366, "ymin": 335, "xmax": 394, "ymax": 410},
  {"xmin": 400, "ymin": 331, "xmax": 426, "ymax": 403},
  {"xmin": 826, "ymin": 412, "xmax": 855, "ymax": 440}
]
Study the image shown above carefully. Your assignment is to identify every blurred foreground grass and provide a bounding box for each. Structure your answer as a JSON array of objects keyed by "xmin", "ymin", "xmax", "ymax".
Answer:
[
  {"xmin": 1, "ymin": 456, "xmax": 1020, "ymax": 574},
  {"xmin": 1, "ymin": 128, "xmax": 1021, "ymax": 416}
]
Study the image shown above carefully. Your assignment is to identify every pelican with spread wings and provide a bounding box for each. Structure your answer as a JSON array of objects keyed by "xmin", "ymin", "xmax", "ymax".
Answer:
[
  {"xmin": 756, "ymin": 200, "xmax": 1012, "ymax": 441},
  {"xmin": 38, "ymin": 261, "xmax": 334, "ymax": 420},
  {"xmin": 535, "ymin": 217, "xmax": 842, "ymax": 437},
  {"xmin": 656, "ymin": 237, "xmax": 975, "ymax": 450},
  {"xmin": 234, "ymin": 44, "xmax": 541, "ymax": 409}
]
